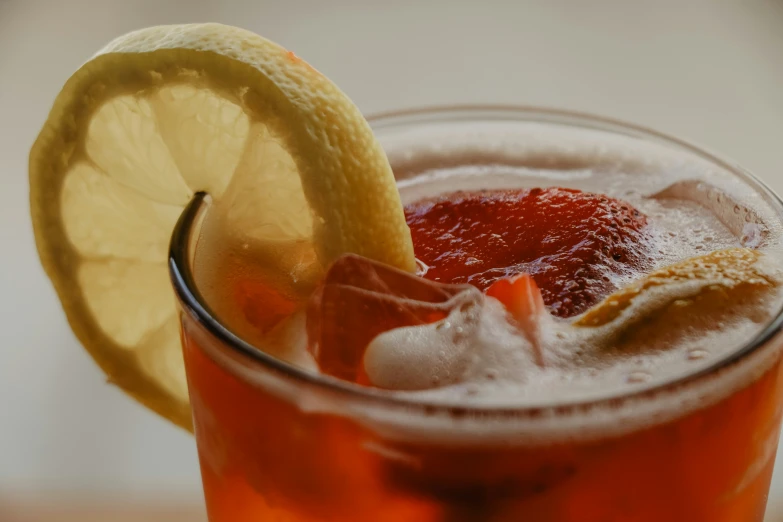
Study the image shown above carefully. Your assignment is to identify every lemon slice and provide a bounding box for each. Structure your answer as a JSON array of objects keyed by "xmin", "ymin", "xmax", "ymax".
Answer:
[
  {"xmin": 30, "ymin": 23, "xmax": 415, "ymax": 430},
  {"xmin": 575, "ymin": 248, "xmax": 779, "ymax": 352},
  {"xmin": 575, "ymin": 248, "xmax": 773, "ymax": 328}
]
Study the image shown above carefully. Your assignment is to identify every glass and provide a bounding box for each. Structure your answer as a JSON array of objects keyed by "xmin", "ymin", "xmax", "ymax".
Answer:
[{"xmin": 170, "ymin": 107, "xmax": 783, "ymax": 522}]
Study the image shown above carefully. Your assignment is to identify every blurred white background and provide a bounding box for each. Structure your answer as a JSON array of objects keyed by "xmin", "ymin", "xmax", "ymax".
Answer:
[{"xmin": 2, "ymin": 0, "xmax": 783, "ymax": 520}]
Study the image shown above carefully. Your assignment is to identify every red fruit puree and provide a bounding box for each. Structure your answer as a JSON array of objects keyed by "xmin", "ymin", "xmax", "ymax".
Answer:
[{"xmin": 405, "ymin": 187, "xmax": 651, "ymax": 318}]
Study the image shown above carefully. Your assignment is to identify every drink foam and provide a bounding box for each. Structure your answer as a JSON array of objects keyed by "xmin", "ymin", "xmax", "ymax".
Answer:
[
  {"xmin": 359, "ymin": 121, "xmax": 783, "ymax": 408},
  {"xmin": 192, "ymin": 115, "xmax": 783, "ymax": 444}
]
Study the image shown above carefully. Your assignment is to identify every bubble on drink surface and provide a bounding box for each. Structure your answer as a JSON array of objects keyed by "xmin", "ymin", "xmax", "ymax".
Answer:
[
  {"xmin": 687, "ymin": 349, "xmax": 709, "ymax": 361},
  {"xmin": 414, "ymin": 258, "xmax": 430, "ymax": 277},
  {"xmin": 626, "ymin": 371, "xmax": 651, "ymax": 384}
]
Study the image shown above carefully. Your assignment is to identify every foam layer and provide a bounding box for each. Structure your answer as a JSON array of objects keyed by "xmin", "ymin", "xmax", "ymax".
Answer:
[
  {"xmin": 194, "ymin": 114, "xmax": 783, "ymax": 444},
  {"xmin": 364, "ymin": 294, "xmax": 537, "ymax": 391},
  {"xmin": 364, "ymin": 248, "xmax": 783, "ymax": 408},
  {"xmin": 356, "ymin": 121, "xmax": 783, "ymax": 412}
]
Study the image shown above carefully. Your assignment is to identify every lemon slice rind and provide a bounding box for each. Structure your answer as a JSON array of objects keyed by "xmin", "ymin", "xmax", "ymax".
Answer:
[{"xmin": 30, "ymin": 23, "xmax": 415, "ymax": 430}]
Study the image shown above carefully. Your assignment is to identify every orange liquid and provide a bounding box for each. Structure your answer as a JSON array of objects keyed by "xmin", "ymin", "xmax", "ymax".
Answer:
[
  {"xmin": 181, "ymin": 183, "xmax": 783, "ymax": 521},
  {"xmin": 181, "ymin": 304, "xmax": 783, "ymax": 522}
]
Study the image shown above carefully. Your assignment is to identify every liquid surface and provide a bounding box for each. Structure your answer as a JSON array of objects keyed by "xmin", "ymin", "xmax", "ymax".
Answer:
[
  {"xmin": 194, "ymin": 125, "xmax": 783, "ymax": 417},
  {"xmin": 355, "ymin": 163, "xmax": 783, "ymax": 406}
]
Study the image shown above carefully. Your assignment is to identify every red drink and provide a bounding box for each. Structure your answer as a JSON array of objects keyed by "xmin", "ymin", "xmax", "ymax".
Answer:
[{"xmin": 171, "ymin": 108, "xmax": 783, "ymax": 521}]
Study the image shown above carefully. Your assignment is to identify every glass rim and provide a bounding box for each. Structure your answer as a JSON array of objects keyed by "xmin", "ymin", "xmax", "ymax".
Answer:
[{"xmin": 169, "ymin": 104, "xmax": 783, "ymax": 416}]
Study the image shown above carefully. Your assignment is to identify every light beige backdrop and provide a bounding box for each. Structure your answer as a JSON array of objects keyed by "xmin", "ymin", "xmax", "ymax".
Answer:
[{"xmin": 2, "ymin": 0, "xmax": 783, "ymax": 520}]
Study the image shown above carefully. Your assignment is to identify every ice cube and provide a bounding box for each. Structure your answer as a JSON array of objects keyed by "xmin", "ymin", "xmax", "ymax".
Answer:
[
  {"xmin": 306, "ymin": 254, "xmax": 479, "ymax": 383},
  {"xmin": 652, "ymin": 180, "xmax": 768, "ymax": 248}
]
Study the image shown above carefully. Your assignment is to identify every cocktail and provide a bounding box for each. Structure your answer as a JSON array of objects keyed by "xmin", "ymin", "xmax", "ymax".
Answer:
[{"xmin": 29, "ymin": 25, "xmax": 783, "ymax": 521}]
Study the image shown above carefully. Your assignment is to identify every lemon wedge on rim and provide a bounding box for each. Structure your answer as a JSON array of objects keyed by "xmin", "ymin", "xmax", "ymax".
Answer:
[{"xmin": 29, "ymin": 23, "xmax": 415, "ymax": 430}]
